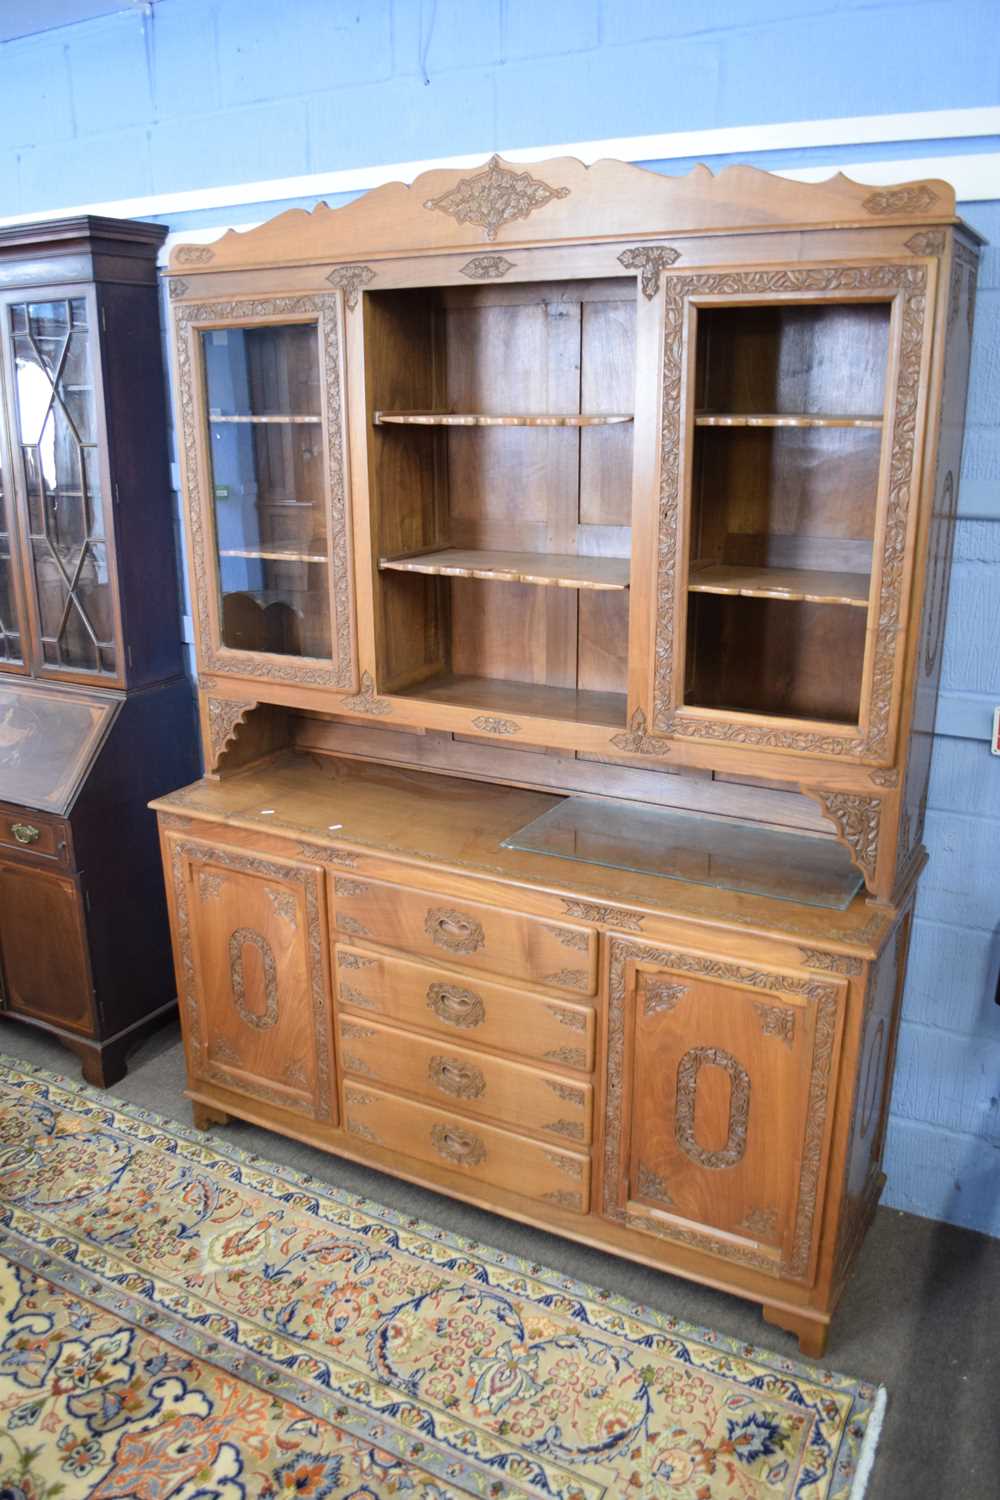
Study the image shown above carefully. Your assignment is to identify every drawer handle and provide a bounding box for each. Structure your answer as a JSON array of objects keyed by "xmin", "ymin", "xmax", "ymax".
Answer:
[
  {"xmin": 11, "ymin": 823, "xmax": 40, "ymax": 846},
  {"xmin": 426, "ymin": 982, "xmax": 485, "ymax": 1029},
  {"xmin": 431, "ymin": 1121, "xmax": 487, "ymax": 1167},
  {"xmin": 429, "ymin": 1054, "xmax": 486, "ymax": 1100},
  {"xmin": 425, "ymin": 906, "xmax": 485, "ymax": 955}
]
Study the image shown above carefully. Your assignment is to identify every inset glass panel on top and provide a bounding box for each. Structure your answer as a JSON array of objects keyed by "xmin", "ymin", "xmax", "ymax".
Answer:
[
  {"xmin": 10, "ymin": 298, "xmax": 115, "ymax": 675},
  {"xmin": 502, "ymin": 795, "xmax": 864, "ymax": 910},
  {"xmin": 202, "ymin": 323, "xmax": 331, "ymax": 659}
]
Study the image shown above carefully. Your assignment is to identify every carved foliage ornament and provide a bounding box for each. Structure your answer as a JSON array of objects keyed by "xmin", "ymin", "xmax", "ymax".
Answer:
[
  {"xmin": 561, "ymin": 899, "xmax": 644, "ymax": 931},
  {"xmin": 813, "ymin": 792, "xmax": 882, "ymax": 886},
  {"xmin": 798, "ymin": 947, "xmax": 865, "ymax": 977},
  {"xmin": 642, "ymin": 977, "xmax": 688, "ymax": 1017},
  {"xmin": 431, "ymin": 1122, "xmax": 487, "ymax": 1167},
  {"xmin": 753, "ymin": 1001, "xmax": 796, "ymax": 1046},
  {"xmin": 610, "ymin": 708, "xmax": 672, "ymax": 758},
  {"xmin": 675, "ymin": 1046, "xmax": 751, "ymax": 1170},
  {"xmin": 428, "ymin": 1053, "xmax": 486, "ymax": 1100},
  {"xmin": 423, "ymin": 155, "xmax": 570, "ymax": 241},
  {"xmin": 425, "ymin": 907, "xmax": 486, "ymax": 955},
  {"xmin": 176, "ymin": 295, "xmax": 354, "ymax": 689},
  {"xmin": 461, "ymin": 255, "xmax": 515, "ymax": 280},
  {"xmin": 470, "ymin": 715, "xmax": 521, "ymax": 736},
  {"xmin": 206, "ymin": 697, "xmax": 256, "ymax": 769},
  {"xmin": 863, "ymin": 185, "xmax": 938, "ymax": 215},
  {"xmin": 340, "ymin": 670, "xmax": 392, "ymax": 716},
  {"xmin": 637, "ymin": 1162, "xmax": 674, "ymax": 1207},
  {"xmin": 229, "ymin": 927, "xmax": 279, "ymax": 1030},
  {"xmin": 652, "ymin": 264, "xmax": 928, "ymax": 760},
  {"xmin": 618, "ymin": 244, "xmax": 681, "ymax": 299},
  {"xmin": 325, "ymin": 262, "xmax": 375, "ymax": 310},
  {"xmin": 904, "ymin": 230, "xmax": 946, "ymax": 256}
]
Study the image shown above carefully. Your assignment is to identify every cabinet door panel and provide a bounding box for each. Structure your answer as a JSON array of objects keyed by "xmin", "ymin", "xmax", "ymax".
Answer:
[
  {"xmin": 645, "ymin": 264, "xmax": 935, "ymax": 766},
  {"xmin": 603, "ymin": 937, "xmax": 845, "ymax": 1284},
  {"xmin": 174, "ymin": 295, "xmax": 357, "ymax": 695},
  {"xmin": 168, "ymin": 839, "xmax": 335, "ymax": 1122},
  {"xmin": 0, "ymin": 859, "xmax": 93, "ymax": 1032}
]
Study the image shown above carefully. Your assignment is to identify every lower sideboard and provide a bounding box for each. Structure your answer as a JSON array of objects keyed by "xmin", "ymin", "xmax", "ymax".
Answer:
[{"xmin": 154, "ymin": 770, "xmax": 910, "ymax": 1359}]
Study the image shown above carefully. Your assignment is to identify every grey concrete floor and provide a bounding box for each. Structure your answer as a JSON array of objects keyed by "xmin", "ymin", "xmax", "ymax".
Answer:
[{"xmin": 2, "ymin": 1016, "xmax": 997, "ymax": 1500}]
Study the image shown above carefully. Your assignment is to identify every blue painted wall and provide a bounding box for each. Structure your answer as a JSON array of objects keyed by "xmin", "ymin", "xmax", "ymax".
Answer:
[{"xmin": 0, "ymin": 0, "xmax": 997, "ymax": 1236}]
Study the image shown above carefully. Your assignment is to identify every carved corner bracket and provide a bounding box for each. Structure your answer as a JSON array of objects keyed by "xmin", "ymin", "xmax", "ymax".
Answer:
[
  {"xmin": 205, "ymin": 695, "xmax": 258, "ymax": 771},
  {"xmin": 806, "ymin": 789, "xmax": 883, "ymax": 891}
]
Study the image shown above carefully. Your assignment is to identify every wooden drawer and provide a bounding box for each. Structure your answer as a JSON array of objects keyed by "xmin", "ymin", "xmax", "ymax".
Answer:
[
  {"xmin": 342, "ymin": 1081, "xmax": 590, "ymax": 1214},
  {"xmin": 331, "ymin": 875, "xmax": 597, "ymax": 995},
  {"xmin": 0, "ymin": 807, "xmax": 68, "ymax": 863},
  {"xmin": 338, "ymin": 1015, "xmax": 593, "ymax": 1145},
  {"xmin": 336, "ymin": 945, "xmax": 595, "ymax": 1072}
]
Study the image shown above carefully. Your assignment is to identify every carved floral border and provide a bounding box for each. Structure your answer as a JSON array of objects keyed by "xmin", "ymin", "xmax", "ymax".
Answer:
[
  {"xmin": 652, "ymin": 264, "xmax": 929, "ymax": 760},
  {"xmin": 603, "ymin": 938, "xmax": 840, "ymax": 1281},
  {"xmin": 175, "ymin": 295, "xmax": 355, "ymax": 691},
  {"xmin": 169, "ymin": 839, "xmax": 333, "ymax": 1121}
]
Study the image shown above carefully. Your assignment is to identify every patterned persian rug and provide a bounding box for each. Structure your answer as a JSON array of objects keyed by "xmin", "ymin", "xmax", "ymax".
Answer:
[{"xmin": 0, "ymin": 1057, "xmax": 885, "ymax": 1499}]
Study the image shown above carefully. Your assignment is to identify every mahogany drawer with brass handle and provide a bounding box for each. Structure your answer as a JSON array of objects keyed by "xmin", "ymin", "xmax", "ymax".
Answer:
[
  {"xmin": 330, "ymin": 875, "xmax": 597, "ymax": 994},
  {"xmin": 0, "ymin": 809, "xmax": 68, "ymax": 863},
  {"xmin": 341, "ymin": 1081, "xmax": 590, "ymax": 1213},
  {"xmin": 337, "ymin": 1014, "xmax": 594, "ymax": 1143},
  {"xmin": 335, "ymin": 945, "xmax": 595, "ymax": 1071}
]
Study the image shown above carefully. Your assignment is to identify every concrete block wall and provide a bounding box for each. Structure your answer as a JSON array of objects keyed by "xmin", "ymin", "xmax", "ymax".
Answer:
[{"xmin": 0, "ymin": 0, "xmax": 997, "ymax": 1236}]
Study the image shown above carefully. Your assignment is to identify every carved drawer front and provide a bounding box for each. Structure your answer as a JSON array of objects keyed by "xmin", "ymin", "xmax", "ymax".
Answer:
[
  {"xmin": 338, "ymin": 1015, "xmax": 593, "ymax": 1145},
  {"xmin": 331, "ymin": 876, "xmax": 597, "ymax": 994},
  {"xmin": 342, "ymin": 1082, "xmax": 590, "ymax": 1214},
  {"xmin": 170, "ymin": 839, "xmax": 335, "ymax": 1124},
  {"xmin": 335, "ymin": 945, "xmax": 595, "ymax": 1071},
  {"xmin": 603, "ymin": 938, "xmax": 845, "ymax": 1285},
  {"xmin": 0, "ymin": 807, "xmax": 68, "ymax": 863}
]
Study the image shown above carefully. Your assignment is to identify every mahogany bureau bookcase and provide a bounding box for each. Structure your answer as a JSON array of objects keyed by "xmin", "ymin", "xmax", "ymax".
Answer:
[
  {"xmin": 152, "ymin": 158, "xmax": 980, "ymax": 1355},
  {"xmin": 0, "ymin": 217, "xmax": 198, "ymax": 1084}
]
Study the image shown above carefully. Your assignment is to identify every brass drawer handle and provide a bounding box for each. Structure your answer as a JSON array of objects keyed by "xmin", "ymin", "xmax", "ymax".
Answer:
[
  {"xmin": 11, "ymin": 823, "xmax": 40, "ymax": 846},
  {"xmin": 426, "ymin": 981, "xmax": 486, "ymax": 1028},
  {"xmin": 429, "ymin": 1053, "xmax": 486, "ymax": 1100},
  {"xmin": 431, "ymin": 1121, "xmax": 486, "ymax": 1166},
  {"xmin": 424, "ymin": 906, "xmax": 485, "ymax": 955}
]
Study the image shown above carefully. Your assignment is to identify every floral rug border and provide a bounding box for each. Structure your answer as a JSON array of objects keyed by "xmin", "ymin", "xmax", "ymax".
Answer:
[{"xmin": 0, "ymin": 1056, "xmax": 883, "ymax": 1499}]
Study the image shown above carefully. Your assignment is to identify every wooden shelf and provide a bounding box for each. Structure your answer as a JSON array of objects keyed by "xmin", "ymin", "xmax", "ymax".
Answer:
[
  {"xmin": 219, "ymin": 546, "xmax": 328, "ymax": 563},
  {"xmin": 374, "ymin": 410, "xmax": 634, "ymax": 427},
  {"xmin": 689, "ymin": 563, "xmax": 871, "ymax": 607},
  {"xmin": 209, "ymin": 414, "xmax": 321, "ymax": 425},
  {"xmin": 396, "ymin": 673, "xmax": 628, "ymax": 728},
  {"xmin": 694, "ymin": 413, "xmax": 882, "ymax": 429},
  {"xmin": 379, "ymin": 548, "xmax": 630, "ymax": 592}
]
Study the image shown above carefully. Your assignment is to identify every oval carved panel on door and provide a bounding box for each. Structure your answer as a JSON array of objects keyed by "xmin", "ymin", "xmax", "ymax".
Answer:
[
  {"xmin": 229, "ymin": 926, "xmax": 280, "ymax": 1029},
  {"xmin": 674, "ymin": 1045, "xmax": 751, "ymax": 1170}
]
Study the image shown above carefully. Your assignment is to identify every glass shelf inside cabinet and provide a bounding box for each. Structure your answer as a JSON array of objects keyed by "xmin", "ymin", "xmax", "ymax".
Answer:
[
  {"xmin": 501, "ymin": 796, "xmax": 864, "ymax": 909},
  {"xmin": 202, "ymin": 322, "xmax": 331, "ymax": 660}
]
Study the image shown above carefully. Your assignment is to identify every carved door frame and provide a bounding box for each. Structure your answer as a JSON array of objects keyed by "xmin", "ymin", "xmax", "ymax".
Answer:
[
  {"xmin": 602, "ymin": 935, "xmax": 847, "ymax": 1284},
  {"xmin": 646, "ymin": 260, "xmax": 936, "ymax": 767},
  {"xmin": 166, "ymin": 835, "xmax": 336, "ymax": 1122},
  {"xmin": 173, "ymin": 291, "xmax": 357, "ymax": 694}
]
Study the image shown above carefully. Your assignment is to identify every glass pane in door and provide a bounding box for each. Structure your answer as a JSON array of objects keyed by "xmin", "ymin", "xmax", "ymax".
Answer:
[
  {"xmin": 0, "ymin": 459, "xmax": 22, "ymax": 664},
  {"xmin": 202, "ymin": 324, "xmax": 330, "ymax": 659},
  {"xmin": 10, "ymin": 298, "xmax": 116, "ymax": 674}
]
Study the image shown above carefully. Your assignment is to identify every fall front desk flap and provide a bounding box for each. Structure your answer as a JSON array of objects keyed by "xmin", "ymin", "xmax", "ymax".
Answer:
[{"xmin": 0, "ymin": 680, "xmax": 120, "ymax": 814}]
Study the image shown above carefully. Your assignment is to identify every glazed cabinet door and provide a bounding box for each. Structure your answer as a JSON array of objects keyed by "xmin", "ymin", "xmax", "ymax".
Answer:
[
  {"xmin": 0, "ymin": 858, "xmax": 93, "ymax": 1033},
  {"xmin": 173, "ymin": 293, "xmax": 356, "ymax": 694},
  {"xmin": 643, "ymin": 261, "xmax": 935, "ymax": 765},
  {"xmin": 0, "ymin": 288, "xmax": 123, "ymax": 683},
  {"xmin": 603, "ymin": 937, "xmax": 845, "ymax": 1284},
  {"xmin": 167, "ymin": 838, "xmax": 336, "ymax": 1122},
  {"xmin": 0, "ymin": 385, "xmax": 29, "ymax": 673}
]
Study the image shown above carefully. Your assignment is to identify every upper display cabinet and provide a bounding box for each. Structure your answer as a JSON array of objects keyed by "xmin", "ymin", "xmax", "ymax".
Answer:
[
  {"xmin": 0, "ymin": 216, "xmax": 184, "ymax": 689},
  {"xmin": 166, "ymin": 158, "xmax": 979, "ymax": 900}
]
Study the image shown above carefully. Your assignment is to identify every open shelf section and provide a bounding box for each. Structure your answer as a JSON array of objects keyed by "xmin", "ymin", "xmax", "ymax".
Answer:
[
  {"xmin": 689, "ymin": 563, "xmax": 871, "ymax": 608},
  {"xmin": 694, "ymin": 413, "xmax": 882, "ymax": 429},
  {"xmin": 379, "ymin": 548, "xmax": 630, "ymax": 592},
  {"xmin": 374, "ymin": 410, "xmax": 633, "ymax": 427},
  {"xmin": 209, "ymin": 413, "xmax": 321, "ymax": 424},
  {"xmin": 395, "ymin": 673, "xmax": 627, "ymax": 728}
]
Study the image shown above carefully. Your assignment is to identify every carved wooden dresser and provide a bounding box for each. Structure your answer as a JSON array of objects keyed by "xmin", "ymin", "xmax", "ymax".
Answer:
[{"xmin": 152, "ymin": 158, "xmax": 979, "ymax": 1354}]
